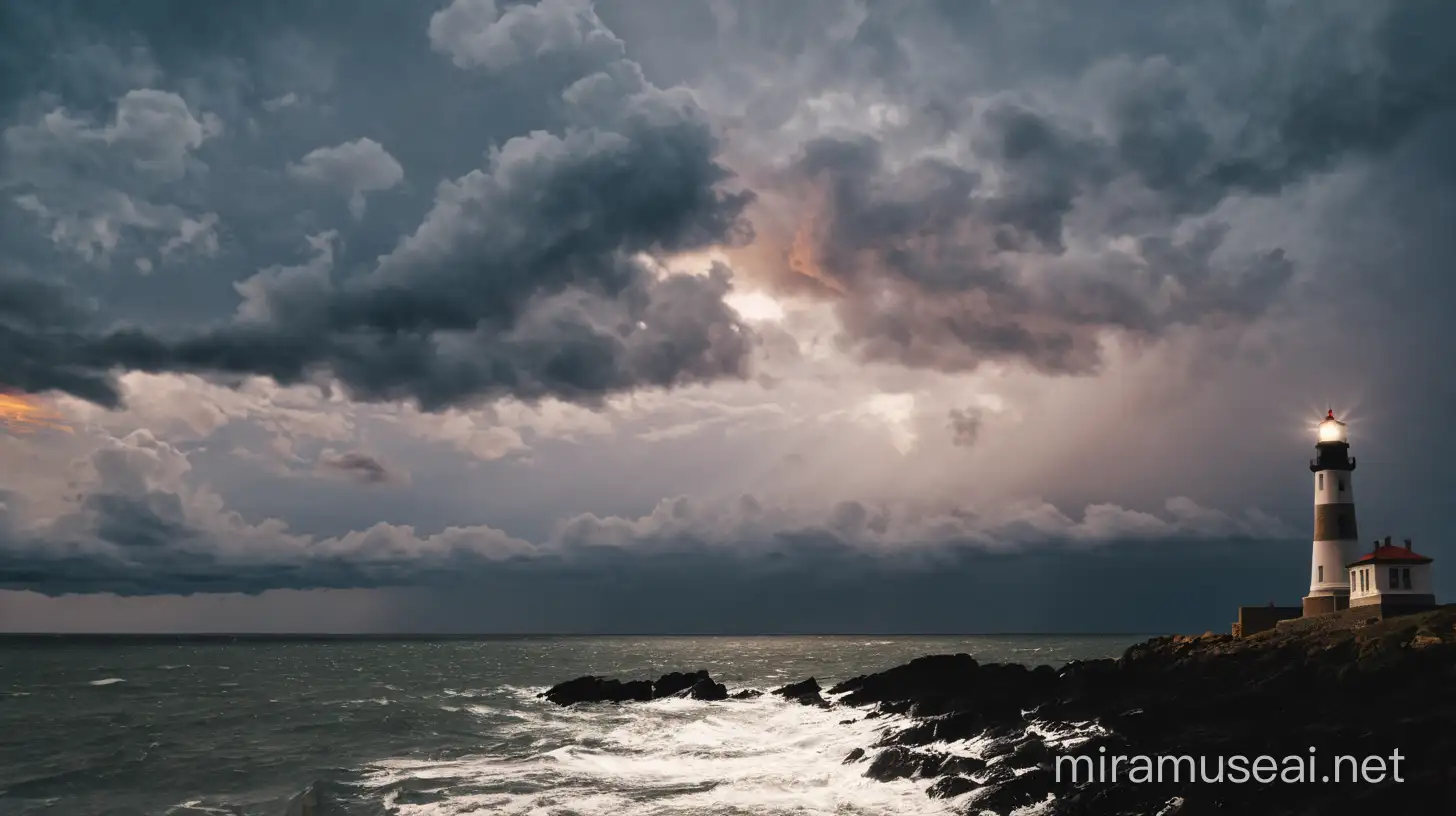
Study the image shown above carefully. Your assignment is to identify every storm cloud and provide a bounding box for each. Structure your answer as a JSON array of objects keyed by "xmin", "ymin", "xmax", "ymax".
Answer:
[
  {"xmin": 0, "ymin": 0, "xmax": 755, "ymax": 412},
  {"xmin": 1, "ymin": 0, "xmax": 1454, "ymax": 632},
  {"xmin": 729, "ymin": 0, "xmax": 1456, "ymax": 375}
]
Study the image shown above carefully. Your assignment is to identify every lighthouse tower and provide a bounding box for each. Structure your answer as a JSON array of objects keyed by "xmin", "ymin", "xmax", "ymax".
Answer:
[{"xmin": 1303, "ymin": 410, "xmax": 1358, "ymax": 616}]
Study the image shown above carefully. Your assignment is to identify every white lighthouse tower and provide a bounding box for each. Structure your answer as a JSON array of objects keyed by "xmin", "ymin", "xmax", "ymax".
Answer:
[{"xmin": 1303, "ymin": 410, "xmax": 1358, "ymax": 616}]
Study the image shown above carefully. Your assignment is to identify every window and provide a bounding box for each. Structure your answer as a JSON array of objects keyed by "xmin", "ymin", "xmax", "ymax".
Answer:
[
  {"xmin": 1337, "ymin": 515, "xmax": 1353, "ymax": 539},
  {"xmin": 1363, "ymin": 569, "xmax": 1369, "ymax": 592},
  {"xmin": 1317, "ymin": 565, "xmax": 1324, "ymax": 583},
  {"xmin": 1338, "ymin": 478, "xmax": 1345, "ymax": 492},
  {"xmin": 1318, "ymin": 473, "xmax": 1324, "ymax": 490},
  {"xmin": 1402, "ymin": 568, "xmax": 1412, "ymax": 590},
  {"xmin": 1389, "ymin": 568, "xmax": 1400, "ymax": 590}
]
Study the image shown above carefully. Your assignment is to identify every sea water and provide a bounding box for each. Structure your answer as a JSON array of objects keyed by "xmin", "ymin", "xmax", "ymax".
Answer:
[{"xmin": 0, "ymin": 634, "xmax": 1143, "ymax": 815}]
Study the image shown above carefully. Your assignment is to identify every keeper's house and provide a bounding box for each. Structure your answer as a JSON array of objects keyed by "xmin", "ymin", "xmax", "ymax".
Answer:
[{"xmin": 1348, "ymin": 537, "xmax": 1437, "ymax": 613}]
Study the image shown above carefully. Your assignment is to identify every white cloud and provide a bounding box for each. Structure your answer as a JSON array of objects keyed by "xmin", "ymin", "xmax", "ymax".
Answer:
[
  {"xmin": 428, "ymin": 0, "xmax": 624, "ymax": 72},
  {"xmin": 287, "ymin": 137, "xmax": 404, "ymax": 219},
  {"xmin": 159, "ymin": 212, "xmax": 220, "ymax": 259},
  {"xmin": 2, "ymin": 89, "xmax": 222, "ymax": 264},
  {"xmin": 262, "ymin": 92, "xmax": 301, "ymax": 112}
]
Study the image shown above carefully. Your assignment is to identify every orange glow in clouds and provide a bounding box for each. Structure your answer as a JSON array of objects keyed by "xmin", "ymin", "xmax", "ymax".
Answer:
[{"xmin": 0, "ymin": 390, "xmax": 73, "ymax": 435}]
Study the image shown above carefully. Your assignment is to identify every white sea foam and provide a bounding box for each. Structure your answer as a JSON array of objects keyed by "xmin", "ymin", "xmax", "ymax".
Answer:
[
  {"xmin": 89, "ymin": 678, "xmax": 126, "ymax": 686},
  {"xmin": 361, "ymin": 691, "xmax": 957, "ymax": 815}
]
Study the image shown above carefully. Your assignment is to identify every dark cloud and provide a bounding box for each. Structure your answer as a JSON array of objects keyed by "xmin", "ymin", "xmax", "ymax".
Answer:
[
  {"xmin": 316, "ymin": 450, "xmax": 398, "ymax": 486},
  {"xmin": 732, "ymin": 0, "xmax": 1454, "ymax": 376},
  {"xmin": 0, "ymin": 2, "xmax": 757, "ymax": 412},
  {"xmin": 947, "ymin": 408, "xmax": 982, "ymax": 448},
  {"xmin": 782, "ymin": 129, "xmax": 1295, "ymax": 374},
  {"xmin": 3, "ymin": 0, "xmax": 1456, "ymax": 630}
]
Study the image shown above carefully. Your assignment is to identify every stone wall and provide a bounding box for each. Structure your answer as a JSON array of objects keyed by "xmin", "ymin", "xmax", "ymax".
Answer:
[
  {"xmin": 1234, "ymin": 605, "xmax": 1303, "ymax": 637},
  {"xmin": 1301, "ymin": 594, "xmax": 1350, "ymax": 617}
]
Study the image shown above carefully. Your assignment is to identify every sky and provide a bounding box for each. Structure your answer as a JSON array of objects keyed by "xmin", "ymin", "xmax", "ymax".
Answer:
[{"xmin": 1, "ymin": 0, "xmax": 1453, "ymax": 634}]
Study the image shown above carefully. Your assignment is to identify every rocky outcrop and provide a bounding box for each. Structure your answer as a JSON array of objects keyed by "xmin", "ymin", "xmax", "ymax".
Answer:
[
  {"xmin": 772, "ymin": 677, "xmax": 830, "ymax": 708},
  {"xmin": 541, "ymin": 669, "xmax": 727, "ymax": 705},
  {"xmin": 540, "ymin": 609, "xmax": 1456, "ymax": 813},
  {"xmin": 836, "ymin": 607, "xmax": 1456, "ymax": 815},
  {"xmin": 685, "ymin": 676, "xmax": 728, "ymax": 701}
]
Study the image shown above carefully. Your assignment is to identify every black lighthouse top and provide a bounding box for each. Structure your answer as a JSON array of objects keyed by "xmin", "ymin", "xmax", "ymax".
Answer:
[{"xmin": 1310, "ymin": 409, "xmax": 1356, "ymax": 472}]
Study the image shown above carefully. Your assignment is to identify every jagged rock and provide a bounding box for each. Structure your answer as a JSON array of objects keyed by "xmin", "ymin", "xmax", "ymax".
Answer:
[
  {"xmin": 973, "ymin": 768, "xmax": 1054, "ymax": 814},
  {"xmin": 926, "ymin": 775, "xmax": 978, "ymax": 799},
  {"xmin": 773, "ymin": 677, "xmax": 829, "ymax": 707},
  {"xmin": 834, "ymin": 606, "xmax": 1456, "ymax": 816},
  {"xmin": 683, "ymin": 677, "xmax": 727, "ymax": 701},
  {"xmin": 862, "ymin": 747, "xmax": 950, "ymax": 782},
  {"xmin": 730, "ymin": 689, "xmax": 763, "ymax": 699},
  {"xmin": 1007, "ymin": 736, "xmax": 1051, "ymax": 769},
  {"xmin": 653, "ymin": 670, "xmax": 710, "ymax": 698},
  {"xmin": 541, "ymin": 676, "xmax": 652, "ymax": 706},
  {"xmin": 842, "ymin": 747, "xmax": 865, "ymax": 763},
  {"xmin": 938, "ymin": 755, "xmax": 987, "ymax": 776},
  {"xmin": 541, "ymin": 670, "xmax": 725, "ymax": 705}
]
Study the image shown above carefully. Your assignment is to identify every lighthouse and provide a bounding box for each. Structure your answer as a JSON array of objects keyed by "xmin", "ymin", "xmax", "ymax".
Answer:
[{"xmin": 1303, "ymin": 410, "xmax": 1358, "ymax": 616}]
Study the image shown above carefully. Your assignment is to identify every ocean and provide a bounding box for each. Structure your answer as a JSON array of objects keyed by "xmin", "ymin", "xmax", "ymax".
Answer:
[{"xmin": 0, "ymin": 634, "xmax": 1145, "ymax": 815}]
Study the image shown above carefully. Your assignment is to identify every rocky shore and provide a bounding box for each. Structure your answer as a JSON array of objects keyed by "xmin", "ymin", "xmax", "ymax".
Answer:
[{"xmin": 543, "ymin": 607, "xmax": 1456, "ymax": 815}]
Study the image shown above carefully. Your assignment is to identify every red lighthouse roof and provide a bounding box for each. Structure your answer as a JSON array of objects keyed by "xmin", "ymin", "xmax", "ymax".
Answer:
[{"xmin": 1347, "ymin": 545, "xmax": 1433, "ymax": 567}]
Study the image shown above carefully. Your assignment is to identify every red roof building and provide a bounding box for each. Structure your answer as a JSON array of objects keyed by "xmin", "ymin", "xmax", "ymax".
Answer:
[
  {"xmin": 1348, "ymin": 545, "xmax": 1434, "ymax": 565},
  {"xmin": 1347, "ymin": 537, "xmax": 1437, "ymax": 612}
]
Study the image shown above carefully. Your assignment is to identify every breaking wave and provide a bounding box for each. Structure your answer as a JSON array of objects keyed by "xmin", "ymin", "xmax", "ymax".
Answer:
[{"xmin": 352, "ymin": 687, "xmax": 953, "ymax": 815}]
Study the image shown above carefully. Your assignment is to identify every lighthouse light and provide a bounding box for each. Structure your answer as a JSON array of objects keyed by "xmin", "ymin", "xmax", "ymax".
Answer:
[{"xmin": 1317, "ymin": 418, "xmax": 1347, "ymax": 444}]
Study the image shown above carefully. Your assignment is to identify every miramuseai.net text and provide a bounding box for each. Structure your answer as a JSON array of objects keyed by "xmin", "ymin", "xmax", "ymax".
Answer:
[{"xmin": 1054, "ymin": 747, "xmax": 1406, "ymax": 785}]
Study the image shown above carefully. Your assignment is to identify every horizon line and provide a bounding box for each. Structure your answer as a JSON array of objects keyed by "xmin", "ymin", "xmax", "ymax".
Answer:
[{"xmin": 0, "ymin": 630, "xmax": 1164, "ymax": 639}]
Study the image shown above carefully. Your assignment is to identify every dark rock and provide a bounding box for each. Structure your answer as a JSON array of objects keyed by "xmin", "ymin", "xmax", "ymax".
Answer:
[
  {"xmin": 974, "ymin": 768, "xmax": 1054, "ymax": 814},
  {"xmin": 863, "ymin": 747, "xmax": 917, "ymax": 782},
  {"xmin": 541, "ymin": 670, "xmax": 725, "ymax": 706},
  {"xmin": 684, "ymin": 677, "xmax": 727, "ymax": 701},
  {"xmin": 772, "ymin": 677, "xmax": 819, "ymax": 698},
  {"xmin": 863, "ymin": 747, "xmax": 949, "ymax": 782},
  {"xmin": 926, "ymin": 775, "xmax": 978, "ymax": 799},
  {"xmin": 541, "ymin": 675, "xmax": 653, "ymax": 706},
  {"xmin": 653, "ymin": 670, "xmax": 710, "ymax": 698},
  {"xmin": 842, "ymin": 747, "xmax": 865, "ymax": 763},
  {"xmin": 773, "ymin": 677, "xmax": 830, "ymax": 707},
  {"xmin": 1007, "ymin": 736, "xmax": 1051, "ymax": 769},
  {"xmin": 730, "ymin": 689, "xmax": 762, "ymax": 699},
  {"xmin": 979, "ymin": 736, "xmax": 1019, "ymax": 760},
  {"xmin": 976, "ymin": 763, "xmax": 1017, "ymax": 787},
  {"xmin": 833, "ymin": 606, "xmax": 1456, "ymax": 816},
  {"xmin": 939, "ymin": 755, "xmax": 987, "ymax": 776}
]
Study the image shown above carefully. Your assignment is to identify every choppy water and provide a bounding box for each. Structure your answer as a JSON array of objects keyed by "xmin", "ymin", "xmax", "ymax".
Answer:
[{"xmin": 0, "ymin": 635, "xmax": 1144, "ymax": 815}]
